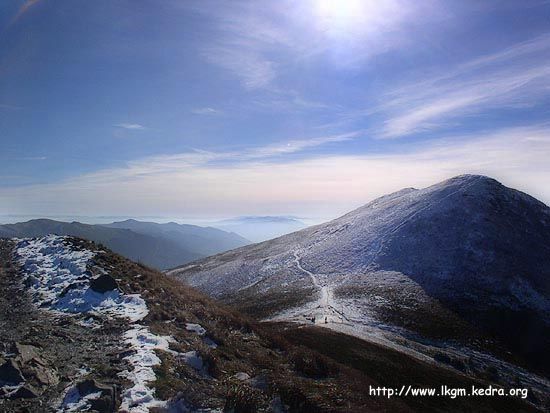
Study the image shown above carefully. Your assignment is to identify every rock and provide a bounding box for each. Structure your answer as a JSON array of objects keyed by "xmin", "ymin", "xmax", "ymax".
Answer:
[
  {"xmin": 90, "ymin": 274, "xmax": 119, "ymax": 293},
  {"xmin": 233, "ymin": 372, "xmax": 251, "ymax": 381},
  {"xmin": 90, "ymin": 394, "xmax": 117, "ymax": 413},
  {"xmin": 76, "ymin": 379, "xmax": 117, "ymax": 413},
  {"xmin": 0, "ymin": 360, "xmax": 25, "ymax": 385},
  {"xmin": 10, "ymin": 384, "xmax": 39, "ymax": 399},
  {"xmin": 14, "ymin": 342, "xmax": 42, "ymax": 364},
  {"xmin": 30, "ymin": 364, "xmax": 59, "ymax": 386}
]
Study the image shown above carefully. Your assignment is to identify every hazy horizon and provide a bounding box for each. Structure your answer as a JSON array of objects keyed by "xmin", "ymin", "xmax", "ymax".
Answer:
[{"xmin": 0, "ymin": 213, "xmax": 326, "ymax": 227}]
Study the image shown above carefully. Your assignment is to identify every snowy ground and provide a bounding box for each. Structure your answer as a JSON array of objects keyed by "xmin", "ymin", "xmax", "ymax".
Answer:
[
  {"xmin": 267, "ymin": 250, "xmax": 550, "ymax": 403},
  {"xmin": 15, "ymin": 235, "xmax": 170, "ymax": 413}
]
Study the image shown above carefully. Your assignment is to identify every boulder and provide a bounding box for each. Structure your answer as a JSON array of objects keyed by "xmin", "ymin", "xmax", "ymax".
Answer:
[{"xmin": 90, "ymin": 274, "xmax": 119, "ymax": 293}]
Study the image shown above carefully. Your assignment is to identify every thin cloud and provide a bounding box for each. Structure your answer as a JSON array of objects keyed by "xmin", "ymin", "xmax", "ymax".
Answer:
[
  {"xmin": 191, "ymin": 107, "xmax": 222, "ymax": 115},
  {"xmin": 194, "ymin": 1, "xmax": 432, "ymax": 90},
  {"xmin": 2, "ymin": 126, "xmax": 550, "ymax": 217},
  {"xmin": 202, "ymin": 46, "xmax": 277, "ymax": 90},
  {"xmin": 0, "ymin": 104, "xmax": 22, "ymax": 110},
  {"xmin": 241, "ymin": 131, "xmax": 360, "ymax": 158},
  {"xmin": 25, "ymin": 156, "xmax": 47, "ymax": 161},
  {"xmin": 315, "ymin": 33, "xmax": 550, "ymax": 138},
  {"xmin": 114, "ymin": 123, "xmax": 146, "ymax": 130},
  {"xmin": 18, "ymin": 156, "xmax": 47, "ymax": 161},
  {"xmin": 377, "ymin": 34, "xmax": 550, "ymax": 138}
]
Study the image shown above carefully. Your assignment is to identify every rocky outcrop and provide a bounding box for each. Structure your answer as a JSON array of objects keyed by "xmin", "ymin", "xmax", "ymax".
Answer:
[{"xmin": 0, "ymin": 343, "xmax": 59, "ymax": 400}]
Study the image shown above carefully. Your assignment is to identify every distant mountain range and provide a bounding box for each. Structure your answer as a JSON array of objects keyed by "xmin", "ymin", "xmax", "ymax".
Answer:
[
  {"xmin": 0, "ymin": 219, "xmax": 249, "ymax": 270},
  {"xmin": 170, "ymin": 175, "xmax": 550, "ymax": 381},
  {"xmin": 213, "ymin": 215, "xmax": 307, "ymax": 242}
]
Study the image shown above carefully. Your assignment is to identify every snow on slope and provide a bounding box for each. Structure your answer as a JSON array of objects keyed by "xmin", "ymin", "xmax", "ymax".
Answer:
[
  {"xmin": 170, "ymin": 175, "xmax": 550, "ymax": 396},
  {"xmin": 15, "ymin": 235, "xmax": 170, "ymax": 412},
  {"xmin": 171, "ymin": 175, "xmax": 550, "ymax": 317}
]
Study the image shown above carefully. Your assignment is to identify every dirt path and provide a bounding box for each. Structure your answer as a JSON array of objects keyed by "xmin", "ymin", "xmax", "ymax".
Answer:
[{"xmin": 292, "ymin": 250, "xmax": 348, "ymax": 324}]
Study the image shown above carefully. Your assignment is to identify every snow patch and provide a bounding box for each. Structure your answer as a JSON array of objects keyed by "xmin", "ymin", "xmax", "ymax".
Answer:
[
  {"xmin": 118, "ymin": 325, "xmax": 174, "ymax": 412},
  {"xmin": 16, "ymin": 236, "xmax": 148, "ymax": 321},
  {"xmin": 15, "ymin": 235, "xmax": 171, "ymax": 412},
  {"xmin": 185, "ymin": 323, "xmax": 206, "ymax": 336}
]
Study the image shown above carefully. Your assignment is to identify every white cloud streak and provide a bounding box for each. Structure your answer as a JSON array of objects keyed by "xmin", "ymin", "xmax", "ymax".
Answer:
[
  {"xmin": 191, "ymin": 107, "xmax": 222, "ymax": 115},
  {"xmin": 2, "ymin": 126, "xmax": 549, "ymax": 217},
  {"xmin": 378, "ymin": 34, "xmax": 550, "ymax": 138},
  {"xmin": 115, "ymin": 123, "xmax": 146, "ymax": 130}
]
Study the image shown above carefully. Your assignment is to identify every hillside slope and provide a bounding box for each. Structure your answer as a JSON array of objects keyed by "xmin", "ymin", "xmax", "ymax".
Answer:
[
  {"xmin": 0, "ymin": 236, "xmax": 543, "ymax": 412},
  {"xmin": 170, "ymin": 175, "xmax": 550, "ymax": 389}
]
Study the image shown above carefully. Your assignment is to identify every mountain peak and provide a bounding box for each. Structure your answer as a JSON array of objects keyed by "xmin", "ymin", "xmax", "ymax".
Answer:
[{"xmin": 174, "ymin": 175, "xmax": 550, "ymax": 376}]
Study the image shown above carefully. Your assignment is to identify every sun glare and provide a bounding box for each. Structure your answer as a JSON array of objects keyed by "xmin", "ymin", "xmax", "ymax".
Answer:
[
  {"xmin": 316, "ymin": 0, "xmax": 365, "ymax": 22},
  {"xmin": 312, "ymin": 0, "xmax": 401, "ymax": 40}
]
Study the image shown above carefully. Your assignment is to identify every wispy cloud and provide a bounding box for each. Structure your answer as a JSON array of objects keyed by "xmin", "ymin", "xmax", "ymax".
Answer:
[
  {"xmin": 109, "ymin": 130, "xmax": 362, "ymax": 175},
  {"xmin": 114, "ymin": 123, "xmax": 146, "ymax": 130},
  {"xmin": 0, "ymin": 104, "xmax": 22, "ymax": 110},
  {"xmin": 18, "ymin": 156, "xmax": 47, "ymax": 161},
  {"xmin": 196, "ymin": 2, "xmax": 291, "ymax": 90},
  {"xmin": 202, "ymin": 46, "xmax": 277, "ymax": 90},
  {"xmin": 377, "ymin": 34, "xmax": 550, "ymax": 138},
  {"xmin": 239, "ymin": 131, "xmax": 360, "ymax": 158},
  {"xmin": 191, "ymin": 107, "xmax": 222, "ymax": 115},
  {"xmin": 193, "ymin": 0, "xmax": 432, "ymax": 90},
  {"xmin": 3, "ymin": 125, "xmax": 550, "ymax": 217}
]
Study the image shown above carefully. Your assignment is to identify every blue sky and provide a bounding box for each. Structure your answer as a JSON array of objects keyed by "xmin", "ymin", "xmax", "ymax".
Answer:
[{"xmin": 1, "ymin": 0, "xmax": 550, "ymax": 220}]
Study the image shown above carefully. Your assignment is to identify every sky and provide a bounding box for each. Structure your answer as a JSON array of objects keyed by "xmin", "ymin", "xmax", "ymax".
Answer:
[{"xmin": 1, "ymin": 0, "xmax": 550, "ymax": 222}]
